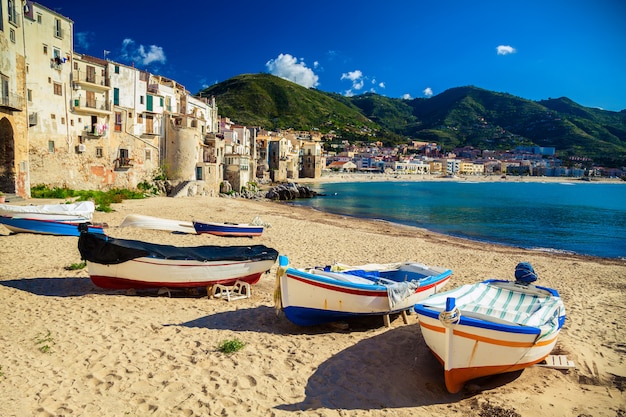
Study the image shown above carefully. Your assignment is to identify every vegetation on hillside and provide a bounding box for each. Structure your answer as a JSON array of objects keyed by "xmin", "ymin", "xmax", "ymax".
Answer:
[
  {"xmin": 31, "ymin": 185, "xmax": 146, "ymax": 212},
  {"xmin": 197, "ymin": 74, "xmax": 626, "ymax": 167}
]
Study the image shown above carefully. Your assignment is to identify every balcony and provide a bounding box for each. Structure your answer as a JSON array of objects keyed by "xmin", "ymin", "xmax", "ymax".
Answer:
[
  {"xmin": 50, "ymin": 57, "xmax": 68, "ymax": 71},
  {"xmin": 0, "ymin": 92, "xmax": 25, "ymax": 111},
  {"xmin": 114, "ymin": 157, "xmax": 133, "ymax": 171},
  {"xmin": 72, "ymin": 97, "xmax": 110, "ymax": 116},
  {"xmin": 73, "ymin": 71, "xmax": 110, "ymax": 92}
]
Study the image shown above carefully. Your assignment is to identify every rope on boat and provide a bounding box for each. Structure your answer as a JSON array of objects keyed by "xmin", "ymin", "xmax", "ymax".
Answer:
[
  {"xmin": 438, "ymin": 306, "xmax": 461, "ymax": 327},
  {"xmin": 273, "ymin": 265, "xmax": 285, "ymax": 314}
]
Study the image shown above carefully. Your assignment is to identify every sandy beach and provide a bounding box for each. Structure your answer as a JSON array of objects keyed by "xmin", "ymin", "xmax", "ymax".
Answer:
[{"xmin": 0, "ymin": 191, "xmax": 624, "ymax": 416}]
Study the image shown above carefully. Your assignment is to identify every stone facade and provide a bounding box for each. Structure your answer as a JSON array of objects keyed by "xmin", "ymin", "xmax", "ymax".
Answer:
[{"xmin": 0, "ymin": 1, "xmax": 220, "ymax": 196}]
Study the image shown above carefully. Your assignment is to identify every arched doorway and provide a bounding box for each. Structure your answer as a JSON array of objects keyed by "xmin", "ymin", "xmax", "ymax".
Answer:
[{"xmin": 0, "ymin": 117, "xmax": 16, "ymax": 193}]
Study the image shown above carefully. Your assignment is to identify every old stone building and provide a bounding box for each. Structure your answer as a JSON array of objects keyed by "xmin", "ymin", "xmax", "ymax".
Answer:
[{"xmin": 0, "ymin": 1, "xmax": 220, "ymax": 197}]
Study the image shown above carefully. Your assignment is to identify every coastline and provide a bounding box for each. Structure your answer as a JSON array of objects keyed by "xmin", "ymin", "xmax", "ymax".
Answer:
[
  {"xmin": 0, "ymin": 195, "xmax": 624, "ymax": 416},
  {"xmin": 299, "ymin": 171, "xmax": 626, "ymax": 185}
]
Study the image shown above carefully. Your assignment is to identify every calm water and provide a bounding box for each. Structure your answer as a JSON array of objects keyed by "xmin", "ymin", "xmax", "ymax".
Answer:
[{"xmin": 289, "ymin": 181, "xmax": 626, "ymax": 259}]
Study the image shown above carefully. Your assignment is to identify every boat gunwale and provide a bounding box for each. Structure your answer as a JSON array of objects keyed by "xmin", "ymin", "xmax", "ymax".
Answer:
[
  {"xmin": 285, "ymin": 266, "xmax": 452, "ymax": 292},
  {"xmin": 414, "ymin": 279, "xmax": 565, "ymax": 335}
]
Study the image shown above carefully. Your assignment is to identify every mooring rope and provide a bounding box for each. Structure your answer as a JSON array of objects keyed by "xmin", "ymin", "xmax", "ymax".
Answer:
[{"xmin": 438, "ymin": 306, "xmax": 461, "ymax": 327}]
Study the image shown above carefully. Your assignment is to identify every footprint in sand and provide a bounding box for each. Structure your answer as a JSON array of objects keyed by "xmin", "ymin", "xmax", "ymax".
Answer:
[{"xmin": 234, "ymin": 375, "xmax": 257, "ymax": 389}]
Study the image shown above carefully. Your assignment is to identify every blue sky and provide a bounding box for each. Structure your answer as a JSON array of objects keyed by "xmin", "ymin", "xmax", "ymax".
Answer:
[{"xmin": 41, "ymin": 0, "xmax": 626, "ymax": 111}]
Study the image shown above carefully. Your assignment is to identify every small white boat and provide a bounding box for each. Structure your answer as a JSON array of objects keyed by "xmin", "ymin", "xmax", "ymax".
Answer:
[
  {"xmin": 275, "ymin": 255, "xmax": 453, "ymax": 326},
  {"xmin": 414, "ymin": 263, "xmax": 566, "ymax": 393},
  {"xmin": 0, "ymin": 201, "xmax": 105, "ymax": 236},
  {"xmin": 119, "ymin": 214, "xmax": 195, "ymax": 234},
  {"xmin": 193, "ymin": 220, "xmax": 263, "ymax": 237},
  {"xmin": 78, "ymin": 229, "xmax": 279, "ymax": 290}
]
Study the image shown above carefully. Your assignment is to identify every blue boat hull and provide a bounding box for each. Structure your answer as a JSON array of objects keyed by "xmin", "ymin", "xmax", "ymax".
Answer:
[
  {"xmin": 193, "ymin": 221, "xmax": 263, "ymax": 237},
  {"xmin": 0, "ymin": 216, "xmax": 106, "ymax": 236}
]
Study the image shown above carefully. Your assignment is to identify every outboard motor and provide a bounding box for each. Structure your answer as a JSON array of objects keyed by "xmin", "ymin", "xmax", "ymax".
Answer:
[{"xmin": 515, "ymin": 262, "xmax": 538, "ymax": 285}]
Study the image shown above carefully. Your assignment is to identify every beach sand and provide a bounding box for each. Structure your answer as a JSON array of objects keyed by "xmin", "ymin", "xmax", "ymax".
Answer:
[{"xmin": 0, "ymin": 194, "xmax": 624, "ymax": 417}]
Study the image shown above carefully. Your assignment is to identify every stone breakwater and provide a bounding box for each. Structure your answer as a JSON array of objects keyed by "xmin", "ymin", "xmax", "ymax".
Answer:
[{"xmin": 264, "ymin": 183, "xmax": 318, "ymax": 200}]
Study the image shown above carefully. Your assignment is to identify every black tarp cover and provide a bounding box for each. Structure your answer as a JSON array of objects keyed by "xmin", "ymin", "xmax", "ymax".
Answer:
[{"xmin": 78, "ymin": 231, "xmax": 279, "ymax": 265}]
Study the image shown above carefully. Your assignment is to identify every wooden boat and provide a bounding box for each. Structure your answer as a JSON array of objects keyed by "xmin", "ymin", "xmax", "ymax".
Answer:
[
  {"xmin": 120, "ymin": 213, "xmax": 195, "ymax": 234},
  {"xmin": 0, "ymin": 201, "xmax": 106, "ymax": 236},
  {"xmin": 77, "ymin": 229, "xmax": 279, "ymax": 290},
  {"xmin": 193, "ymin": 220, "xmax": 263, "ymax": 237},
  {"xmin": 275, "ymin": 255, "xmax": 453, "ymax": 326},
  {"xmin": 414, "ymin": 263, "xmax": 566, "ymax": 393}
]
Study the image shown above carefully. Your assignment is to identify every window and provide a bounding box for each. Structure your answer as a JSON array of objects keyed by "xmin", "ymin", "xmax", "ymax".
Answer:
[
  {"xmin": 48, "ymin": 141, "xmax": 55, "ymax": 153},
  {"xmin": 53, "ymin": 82, "xmax": 62, "ymax": 95},
  {"xmin": 140, "ymin": 96, "xmax": 144, "ymax": 105},
  {"xmin": 145, "ymin": 149, "xmax": 152, "ymax": 161},
  {"xmin": 96, "ymin": 147, "xmax": 103, "ymax": 158},
  {"xmin": 7, "ymin": 0, "xmax": 17, "ymax": 25},
  {"xmin": 0, "ymin": 75, "xmax": 8, "ymax": 106},
  {"xmin": 113, "ymin": 87, "xmax": 119, "ymax": 105},
  {"xmin": 54, "ymin": 18, "xmax": 63, "ymax": 38},
  {"xmin": 114, "ymin": 112, "xmax": 122, "ymax": 131},
  {"xmin": 118, "ymin": 149, "xmax": 130, "ymax": 166},
  {"xmin": 43, "ymin": 45, "xmax": 48, "ymax": 55},
  {"xmin": 27, "ymin": 89, "xmax": 32, "ymax": 101},
  {"xmin": 114, "ymin": 65, "xmax": 120, "ymax": 74},
  {"xmin": 37, "ymin": 13, "xmax": 42, "ymax": 24},
  {"xmin": 10, "ymin": 29, "xmax": 15, "ymax": 43}
]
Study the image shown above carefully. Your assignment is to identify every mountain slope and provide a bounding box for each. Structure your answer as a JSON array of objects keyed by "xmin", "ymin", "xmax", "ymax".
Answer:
[
  {"xmin": 198, "ymin": 73, "xmax": 380, "ymax": 139},
  {"xmin": 197, "ymin": 74, "xmax": 626, "ymax": 166}
]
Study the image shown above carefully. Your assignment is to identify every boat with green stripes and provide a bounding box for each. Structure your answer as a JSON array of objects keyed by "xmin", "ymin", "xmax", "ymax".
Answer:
[{"xmin": 414, "ymin": 263, "xmax": 566, "ymax": 393}]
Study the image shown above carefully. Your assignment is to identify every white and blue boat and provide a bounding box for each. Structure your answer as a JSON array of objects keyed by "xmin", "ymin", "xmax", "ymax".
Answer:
[
  {"xmin": 275, "ymin": 255, "xmax": 453, "ymax": 326},
  {"xmin": 0, "ymin": 201, "xmax": 106, "ymax": 236},
  {"xmin": 414, "ymin": 263, "xmax": 566, "ymax": 393}
]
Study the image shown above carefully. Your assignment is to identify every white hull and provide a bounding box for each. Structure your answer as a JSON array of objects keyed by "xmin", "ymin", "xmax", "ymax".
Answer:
[
  {"xmin": 415, "ymin": 280, "xmax": 565, "ymax": 393},
  {"xmin": 276, "ymin": 257, "xmax": 452, "ymax": 326},
  {"xmin": 120, "ymin": 214, "xmax": 195, "ymax": 234},
  {"xmin": 87, "ymin": 257, "xmax": 276, "ymax": 290}
]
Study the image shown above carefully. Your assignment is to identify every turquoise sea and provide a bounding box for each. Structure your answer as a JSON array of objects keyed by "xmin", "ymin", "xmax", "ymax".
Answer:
[{"xmin": 289, "ymin": 180, "xmax": 626, "ymax": 259}]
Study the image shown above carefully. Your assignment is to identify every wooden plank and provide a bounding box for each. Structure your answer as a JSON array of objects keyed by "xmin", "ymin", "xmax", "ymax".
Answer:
[{"xmin": 535, "ymin": 355, "xmax": 576, "ymax": 369}]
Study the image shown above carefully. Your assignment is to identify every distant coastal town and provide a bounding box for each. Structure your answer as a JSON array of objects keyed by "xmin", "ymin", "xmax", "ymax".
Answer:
[{"xmin": 1, "ymin": 2, "xmax": 623, "ymax": 201}]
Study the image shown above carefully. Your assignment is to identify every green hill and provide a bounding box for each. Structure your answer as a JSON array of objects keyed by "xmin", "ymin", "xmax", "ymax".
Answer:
[
  {"xmin": 197, "ymin": 73, "xmax": 382, "ymax": 142},
  {"xmin": 197, "ymin": 74, "xmax": 626, "ymax": 167}
]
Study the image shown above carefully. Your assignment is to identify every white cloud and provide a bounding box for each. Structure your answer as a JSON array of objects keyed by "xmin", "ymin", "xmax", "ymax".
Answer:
[
  {"xmin": 402, "ymin": 93, "xmax": 412, "ymax": 100},
  {"xmin": 121, "ymin": 38, "xmax": 166, "ymax": 67},
  {"xmin": 496, "ymin": 45, "xmax": 516, "ymax": 55},
  {"xmin": 265, "ymin": 54, "xmax": 320, "ymax": 88},
  {"xmin": 75, "ymin": 32, "xmax": 91, "ymax": 51},
  {"xmin": 379, "ymin": 81, "xmax": 385, "ymax": 88},
  {"xmin": 341, "ymin": 70, "xmax": 366, "ymax": 93},
  {"xmin": 423, "ymin": 87, "xmax": 433, "ymax": 97},
  {"xmin": 341, "ymin": 70, "xmax": 363, "ymax": 82}
]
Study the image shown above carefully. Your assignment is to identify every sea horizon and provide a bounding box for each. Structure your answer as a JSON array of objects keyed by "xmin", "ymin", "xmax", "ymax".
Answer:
[{"xmin": 289, "ymin": 180, "xmax": 626, "ymax": 260}]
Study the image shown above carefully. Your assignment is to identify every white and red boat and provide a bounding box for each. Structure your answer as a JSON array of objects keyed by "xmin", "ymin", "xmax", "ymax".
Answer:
[
  {"xmin": 275, "ymin": 256, "xmax": 453, "ymax": 326},
  {"xmin": 78, "ymin": 229, "xmax": 278, "ymax": 290}
]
